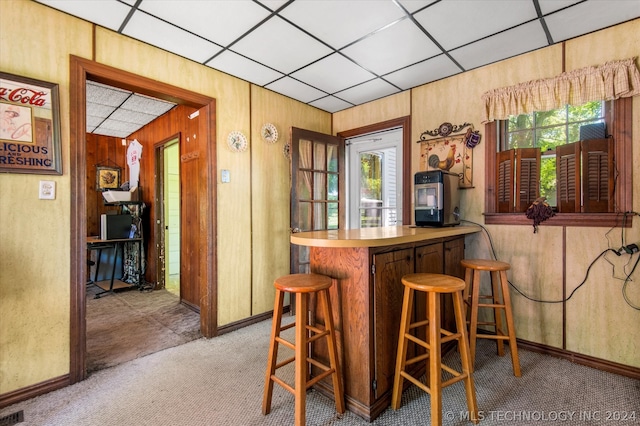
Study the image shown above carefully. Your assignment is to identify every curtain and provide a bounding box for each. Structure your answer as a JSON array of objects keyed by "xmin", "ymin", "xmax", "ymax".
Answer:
[{"xmin": 481, "ymin": 57, "xmax": 640, "ymax": 123}]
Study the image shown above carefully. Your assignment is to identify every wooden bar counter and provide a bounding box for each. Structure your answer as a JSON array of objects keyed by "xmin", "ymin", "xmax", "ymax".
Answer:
[{"xmin": 291, "ymin": 225, "xmax": 481, "ymax": 421}]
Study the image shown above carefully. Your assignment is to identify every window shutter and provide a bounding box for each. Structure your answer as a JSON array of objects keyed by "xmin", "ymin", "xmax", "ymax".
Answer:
[
  {"xmin": 582, "ymin": 138, "xmax": 614, "ymax": 212},
  {"xmin": 556, "ymin": 142, "xmax": 581, "ymax": 213},
  {"xmin": 496, "ymin": 150, "xmax": 515, "ymax": 212},
  {"xmin": 515, "ymin": 148, "xmax": 540, "ymax": 212}
]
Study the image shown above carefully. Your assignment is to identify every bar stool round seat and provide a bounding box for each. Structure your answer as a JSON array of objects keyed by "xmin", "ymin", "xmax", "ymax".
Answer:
[
  {"xmin": 461, "ymin": 259, "xmax": 521, "ymax": 377},
  {"xmin": 262, "ymin": 273, "xmax": 345, "ymax": 426},
  {"xmin": 391, "ymin": 273, "xmax": 479, "ymax": 426}
]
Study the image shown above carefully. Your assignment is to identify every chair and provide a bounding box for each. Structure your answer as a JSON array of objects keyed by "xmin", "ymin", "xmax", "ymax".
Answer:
[
  {"xmin": 262, "ymin": 273, "xmax": 345, "ymax": 426},
  {"xmin": 391, "ymin": 273, "xmax": 479, "ymax": 426},
  {"xmin": 461, "ymin": 259, "xmax": 521, "ymax": 377}
]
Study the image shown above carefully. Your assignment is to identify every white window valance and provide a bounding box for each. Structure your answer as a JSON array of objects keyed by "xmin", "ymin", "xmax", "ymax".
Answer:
[{"xmin": 481, "ymin": 57, "xmax": 640, "ymax": 123}]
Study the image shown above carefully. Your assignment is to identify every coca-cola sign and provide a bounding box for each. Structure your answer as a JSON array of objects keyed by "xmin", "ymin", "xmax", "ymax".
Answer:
[{"xmin": 0, "ymin": 72, "xmax": 61, "ymax": 175}]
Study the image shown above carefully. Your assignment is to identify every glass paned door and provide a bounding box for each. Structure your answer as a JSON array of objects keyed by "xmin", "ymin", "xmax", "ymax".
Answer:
[{"xmin": 290, "ymin": 128, "xmax": 343, "ymax": 274}]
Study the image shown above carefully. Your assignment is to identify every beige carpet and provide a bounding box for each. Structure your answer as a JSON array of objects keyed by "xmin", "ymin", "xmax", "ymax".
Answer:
[
  {"xmin": 2, "ymin": 317, "xmax": 639, "ymax": 425},
  {"xmin": 86, "ymin": 284, "xmax": 201, "ymax": 373}
]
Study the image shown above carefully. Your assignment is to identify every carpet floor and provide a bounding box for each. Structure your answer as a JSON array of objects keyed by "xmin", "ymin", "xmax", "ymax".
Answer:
[{"xmin": 1, "ymin": 317, "xmax": 638, "ymax": 425}]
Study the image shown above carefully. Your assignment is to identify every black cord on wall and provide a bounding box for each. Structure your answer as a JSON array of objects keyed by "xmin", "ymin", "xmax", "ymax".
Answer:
[{"xmin": 461, "ymin": 218, "xmax": 640, "ymax": 310}]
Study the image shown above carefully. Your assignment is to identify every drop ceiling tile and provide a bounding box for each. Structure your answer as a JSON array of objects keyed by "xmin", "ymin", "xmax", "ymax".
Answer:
[
  {"xmin": 450, "ymin": 20, "xmax": 548, "ymax": 70},
  {"xmin": 334, "ymin": 78, "xmax": 400, "ymax": 106},
  {"xmin": 309, "ymin": 96, "xmax": 354, "ymax": 113},
  {"xmin": 35, "ymin": 0, "xmax": 131, "ymax": 32},
  {"xmin": 231, "ymin": 16, "xmax": 333, "ymax": 74},
  {"xmin": 265, "ymin": 77, "xmax": 327, "ymax": 104},
  {"xmin": 87, "ymin": 102, "xmax": 117, "ymax": 119},
  {"xmin": 110, "ymin": 108, "xmax": 157, "ymax": 126},
  {"xmin": 544, "ymin": 1, "xmax": 640, "ymax": 43},
  {"xmin": 86, "ymin": 115, "xmax": 104, "ymax": 128},
  {"xmin": 384, "ymin": 55, "xmax": 461, "ymax": 90},
  {"xmin": 415, "ymin": 0, "xmax": 538, "ymax": 50},
  {"xmin": 256, "ymin": 0, "xmax": 289, "ymax": 12},
  {"xmin": 280, "ymin": 0, "xmax": 406, "ymax": 49},
  {"xmin": 342, "ymin": 18, "xmax": 441, "ymax": 76},
  {"xmin": 206, "ymin": 51, "xmax": 284, "ymax": 86},
  {"xmin": 120, "ymin": 94, "xmax": 175, "ymax": 116},
  {"xmin": 291, "ymin": 54, "xmax": 375, "ymax": 94},
  {"xmin": 396, "ymin": 0, "xmax": 439, "ymax": 14},
  {"xmin": 538, "ymin": 0, "xmax": 582, "ymax": 15},
  {"xmin": 137, "ymin": 0, "xmax": 270, "ymax": 47},
  {"xmin": 95, "ymin": 119, "xmax": 141, "ymax": 137},
  {"xmin": 122, "ymin": 11, "xmax": 222, "ymax": 63},
  {"xmin": 86, "ymin": 82, "xmax": 131, "ymax": 107}
]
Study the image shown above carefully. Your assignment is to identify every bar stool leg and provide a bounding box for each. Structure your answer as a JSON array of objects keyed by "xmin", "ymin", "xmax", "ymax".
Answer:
[
  {"xmin": 490, "ymin": 270, "xmax": 505, "ymax": 357},
  {"xmin": 468, "ymin": 270, "xmax": 481, "ymax": 368},
  {"xmin": 428, "ymin": 291, "xmax": 442, "ymax": 426},
  {"xmin": 453, "ymin": 290, "xmax": 479, "ymax": 423},
  {"xmin": 391, "ymin": 286, "xmax": 413, "ymax": 410},
  {"xmin": 319, "ymin": 288, "xmax": 345, "ymax": 413},
  {"xmin": 294, "ymin": 292, "xmax": 308, "ymax": 426},
  {"xmin": 500, "ymin": 270, "xmax": 521, "ymax": 377},
  {"xmin": 263, "ymin": 289, "xmax": 285, "ymax": 414}
]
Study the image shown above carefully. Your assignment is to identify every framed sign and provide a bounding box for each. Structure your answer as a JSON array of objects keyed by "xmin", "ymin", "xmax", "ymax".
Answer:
[
  {"xmin": 96, "ymin": 166, "xmax": 121, "ymax": 191},
  {"xmin": 0, "ymin": 72, "xmax": 62, "ymax": 174}
]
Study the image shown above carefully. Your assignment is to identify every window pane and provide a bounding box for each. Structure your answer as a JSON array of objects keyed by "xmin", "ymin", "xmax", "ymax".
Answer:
[
  {"xmin": 508, "ymin": 113, "xmax": 533, "ymax": 131},
  {"xmin": 507, "ymin": 130, "xmax": 534, "ymax": 149},
  {"xmin": 328, "ymin": 173, "xmax": 338, "ymax": 200},
  {"xmin": 568, "ymin": 101, "xmax": 603, "ymax": 122},
  {"xmin": 360, "ymin": 152, "xmax": 382, "ymax": 200},
  {"xmin": 299, "ymin": 139, "xmax": 311, "ymax": 169},
  {"xmin": 535, "ymin": 125, "xmax": 566, "ymax": 151},
  {"xmin": 313, "ymin": 203, "xmax": 325, "ymax": 230},
  {"xmin": 540, "ymin": 155, "xmax": 557, "ymax": 207},
  {"xmin": 314, "ymin": 172, "xmax": 326, "ymax": 200},
  {"xmin": 535, "ymin": 108, "xmax": 565, "ymax": 127},
  {"xmin": 327, "ymin": 144, "xmax": 338, "ymax": 172},
  {"xmin": 299, "ymin": 202, "xmax": 311, "ymax": 231},
  {"xmin": 297, "ymin": 171, "xmax": 311, "ymax": 199},
  {"xmin": 327, "ymin": 202, "xmax": 338, "ymax": 229},
  {"xmin": 314, "ymin": 142, "xmax": 326, "ymax": 170}
]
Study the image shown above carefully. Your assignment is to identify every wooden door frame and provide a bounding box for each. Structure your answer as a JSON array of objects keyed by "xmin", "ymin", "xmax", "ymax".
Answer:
[
  {"xmin": 69, "ymin": 56, "xmax": 217, "ymax": 383},
  {"xmin": 337, "ymin": 116, "xmax": 412, "ymax": 227}
]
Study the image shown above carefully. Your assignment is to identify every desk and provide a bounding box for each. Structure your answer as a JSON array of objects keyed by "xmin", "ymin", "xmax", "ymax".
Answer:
[{"xmin": 86, "ymin": 236, "xmax": 143, "ymax": 298}]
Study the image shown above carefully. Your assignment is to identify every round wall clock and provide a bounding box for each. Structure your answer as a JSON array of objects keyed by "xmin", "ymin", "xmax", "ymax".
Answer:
[
  {"xmin": 261, "ymin": 123, "xmax": 278, "ymax": 144},
  {"xmin": 227, "ymin": 131, "xmax": 248, "ymax": 152}
]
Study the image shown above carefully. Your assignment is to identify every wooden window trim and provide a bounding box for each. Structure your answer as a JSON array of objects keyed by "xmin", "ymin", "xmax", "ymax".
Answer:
[{"xmin": 484, "ymin": 97, "xmax": 633, "ymax": 228}]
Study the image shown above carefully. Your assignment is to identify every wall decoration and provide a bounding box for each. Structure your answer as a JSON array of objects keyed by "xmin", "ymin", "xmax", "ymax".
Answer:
[
  {"xmin": 261, "ymin": 123, "xmax": 278, "ymax": 144},
  {"xmin": 96, "ymin": 166, "xmax": 121, "ymax": 191},
  {"xmin": 0, "ymin": 72, "xmax": 62, "ymax": 174},
  {"xmin": 227, "ymin": 130, "xmax": 248, "ymax": 152},
  {"xmin": 418, "ymin": 122, "xmax": 479, "ymax": 188}
]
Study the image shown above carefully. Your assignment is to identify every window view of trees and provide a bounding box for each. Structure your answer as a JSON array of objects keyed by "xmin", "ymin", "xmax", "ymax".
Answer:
[{"xmin": 503, "ymin": 101, "xmax": 604, "ymax": 205}]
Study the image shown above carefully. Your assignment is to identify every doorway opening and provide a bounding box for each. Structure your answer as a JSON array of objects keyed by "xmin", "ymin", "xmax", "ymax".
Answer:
[
  {"xmin": 346, "ymin": 127, "xmax": 403, "ymax": 229},
  {"xmin": 162, "ymin": 139, "xmax": 180, "ymax": 297}
]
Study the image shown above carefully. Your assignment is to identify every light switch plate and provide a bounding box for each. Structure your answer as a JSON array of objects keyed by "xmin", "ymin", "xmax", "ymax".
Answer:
[
  {"xmin": 221, "ymin": 169, "xmax": 230, "ymax": 183},
  {"xmin": 39, "ymin": 180, "xmax": 56, "ymax": 199}
]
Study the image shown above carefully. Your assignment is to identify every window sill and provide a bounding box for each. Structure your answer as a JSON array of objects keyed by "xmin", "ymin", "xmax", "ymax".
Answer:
[{"xmin": 483, "ymin": 212, "xmax": 635, "ymax": 228}]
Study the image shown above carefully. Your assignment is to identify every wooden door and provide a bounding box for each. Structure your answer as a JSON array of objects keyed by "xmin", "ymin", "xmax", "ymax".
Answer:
[
  {"xmin": 443, "ymin": 236, "xmax": 465, "ymax": 331},
  {"xmin": 290, "ymin": 127, "xmax": 343, "ymax": 273},
  {"xmin": 414, "ymin": 242, "xmax": 444, "ymax": 352},
  {"xmin": 372, "ymin": 248, "xmax": 414, "ymax": 400}
]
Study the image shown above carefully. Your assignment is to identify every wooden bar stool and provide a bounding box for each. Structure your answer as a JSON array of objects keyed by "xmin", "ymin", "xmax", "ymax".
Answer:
[
  {"xmin": 391, "ymin": 273, "xmax": 479, "ymax": 426},
  {"xmin": 262, "ymin": 273, "xmax": 345, "ymax": 426},
  {"xmin": 461, "ymin": 259, "xmax": 521, "ymax": 377}
]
